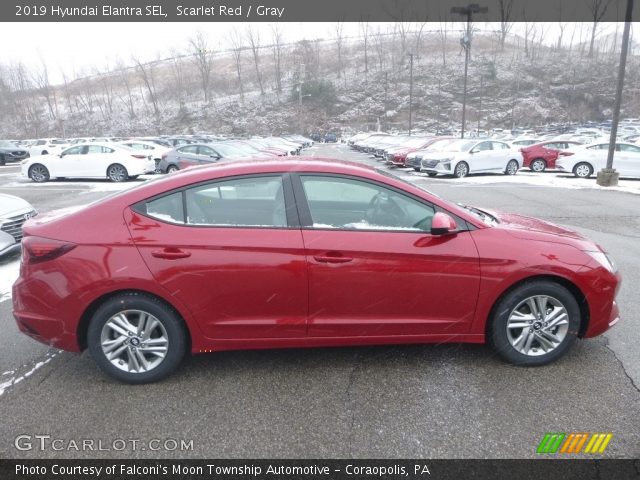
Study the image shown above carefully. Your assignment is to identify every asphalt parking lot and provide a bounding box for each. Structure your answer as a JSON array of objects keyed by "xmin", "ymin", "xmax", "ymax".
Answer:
[{"xmin": 0, "ymin": 144, "xmax": 638, "ymax": 459}]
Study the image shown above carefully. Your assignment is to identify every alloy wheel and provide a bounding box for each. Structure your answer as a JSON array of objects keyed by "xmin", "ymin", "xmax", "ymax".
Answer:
[{"xmin": 108, "ymin": 164, "xmax": 127, "ymax": 182}]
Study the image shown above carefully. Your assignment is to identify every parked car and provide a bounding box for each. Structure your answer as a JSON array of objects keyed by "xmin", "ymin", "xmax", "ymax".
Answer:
[
  {"xmin": 384, "ymin": 136, "xmax": 435, "ymax": 166},
  {"xmin": 510, "ymin": 138, "xmax": 540, "ymax": 147},
  {"xmin": 420, "ymin": 139, "xmax": 521, "ymax": 178},
  {"xmin": 120, "ymin": 140, "xmax": 172, "ymax": 172},
  {"xmin": 22, "ymin": 143, "xmax": 155, "ymax": 182},
  {"xmin": 324, "ymin": 133, "xmax": 338, "ymax": 143},
  {"xmin": 0, "ymin": 194, "xmax": 37, "ymax": 258},
  {"xmin": 159, "ymin": 143, "xmax": 250, "ymax": 173},
  {"xmin": 13, "ymin": 158, "xmax": 620, "ymax": 383},
  {"xmin": 557, "ymin": 142, "xmax": 640, "ymax": 178},
  {"xmin": 27, "ymin": 138, "xmax": 69, "ymax": 156},
  {"xmin": 520, "ymin": 141, "xmax": 583, "ymax": 172},
  {"xmin": 0, "ymin": 140, "xmax": 30, "ymax": 165},
  {"xmin": 405, "ymin": 138, "xmax": 457, "ymax": 171}
]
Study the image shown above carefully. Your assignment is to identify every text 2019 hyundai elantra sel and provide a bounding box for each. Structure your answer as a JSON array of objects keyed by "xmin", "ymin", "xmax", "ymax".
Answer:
[{"xmin": 12, "ymin": 159, "xmax": 620, "ymax": 383}]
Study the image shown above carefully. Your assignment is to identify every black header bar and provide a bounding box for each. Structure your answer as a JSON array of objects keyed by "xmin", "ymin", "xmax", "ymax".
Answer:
[{"xmin": 7, "ymin": 0, "xmax": 640, "ymax": 22}]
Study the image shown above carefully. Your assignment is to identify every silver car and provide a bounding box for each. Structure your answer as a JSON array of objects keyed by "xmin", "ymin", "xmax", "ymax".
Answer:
[{"xmin": 0, "ymin": 194, "xmax": 37, "ymax": 257}]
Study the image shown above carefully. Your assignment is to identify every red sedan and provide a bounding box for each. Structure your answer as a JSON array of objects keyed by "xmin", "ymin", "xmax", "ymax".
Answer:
[
  {"xmin": 521, "ymin": 141, "xmax": 582, "ymax": 172},
  {"xmin": 13, "ymin": 159, "xmax": 620, "ymax": 383}
]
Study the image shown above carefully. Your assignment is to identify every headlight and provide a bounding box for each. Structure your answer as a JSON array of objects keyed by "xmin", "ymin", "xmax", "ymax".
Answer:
[{"xmin": 585, "ymin": 250, "xmax": 617, "ymax": 273}]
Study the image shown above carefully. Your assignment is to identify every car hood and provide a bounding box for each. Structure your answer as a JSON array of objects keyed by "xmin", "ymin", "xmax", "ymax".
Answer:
[{"xmin": 0, "ymin": 194, "xmax": 34, "ymax": 218}]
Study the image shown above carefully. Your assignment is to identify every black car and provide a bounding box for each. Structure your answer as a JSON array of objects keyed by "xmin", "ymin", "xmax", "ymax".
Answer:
[
  {"xmin": 324, "ymin": 133, "xmax": 338, "ymax": 143},
  {"xmin": 0, "ymin": 140, "xmax": 29, "ymax": 166}
]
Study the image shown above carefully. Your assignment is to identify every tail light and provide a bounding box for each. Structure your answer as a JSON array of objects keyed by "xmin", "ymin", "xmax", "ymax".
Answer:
[
  {"xmin": 22, "ymin": 236, "xmax": 76, "ymax": 265},
  {"xmin": 131, "ymin": 154, "xmax": 147, "ymax": 159}
]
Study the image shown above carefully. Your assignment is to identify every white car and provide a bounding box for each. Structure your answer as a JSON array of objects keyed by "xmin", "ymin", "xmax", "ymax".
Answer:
[
  {"xmin": 0, "ymin": 194, "xmax": 37, "ymax": 258},
  {"xmin": 420, "ymin": 139, "xmax": 521, "ymax": 178},
  {"xmin": 22, "ymin": 142, "xmax": 156, "ymax": 183},
  {"xmin": 119, "ymin": 140, "xmax": 172, "ymax": 172},
  {"xmin": 510, "ymin": 137, "xmax": 540, "ymax": 147},
  {"xmin": 27, "ymin": 138, "xmax": 69, "ymax": 156},
  {"xmin": 557, "ymin": 142, "xmax": 640, "ymax": 178}
]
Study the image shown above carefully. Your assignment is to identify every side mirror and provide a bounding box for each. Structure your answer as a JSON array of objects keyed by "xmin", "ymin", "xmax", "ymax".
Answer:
[
  {"xmin": 431, "ymin": 212, "xmax": 458, "ymax": 236},
  {"xmin": 470, "ymin": 149, "xmax": 478, "ymax": 154}
]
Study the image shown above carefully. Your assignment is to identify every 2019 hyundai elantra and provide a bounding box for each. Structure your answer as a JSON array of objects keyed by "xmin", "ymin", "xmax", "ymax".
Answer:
[{"xmin": 12, "ymin": 159, "xmax": 621, "ymax": 383}]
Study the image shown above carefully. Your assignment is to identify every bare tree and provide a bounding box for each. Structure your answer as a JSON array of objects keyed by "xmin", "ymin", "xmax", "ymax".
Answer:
[
  {"xmin": 360, "ymin": 19, "xmax": 370, "ymax": 75},
  {"xmin": 437, "ymin": 20, "xmax": 448, "ymax": 67},
  {"xmin": 246, "ymin": 25, "xmax": 264, "ymax": 95},
  {"xmin": 229, "ymin": 29, "xmax": 245, "ymax": 102},
  {"xmin": 189, "ymin": 31, "xmax": 214, "ymax": 103},
  {"xmin": 498, "ymin": 0, "xmax": 514, "ymax": 50},
  {"xmin": 334, "ymin": 22, "xmax": 345, "ymax": 83},
  {"xmin": 32, "ymin": 56, "xmax": 58, "ymax": 120},
  {"xmin": 587, "ymin": 0, "xmax": 614, "ymax": 57},
  {"xmin": 270, "ymin": 24, "xmax": 284, "ymax": 94},
  {"xmin": 373, "ymin": 26, "xmax": 386, "ymax": 71},
  {"xmin": 132, "ymin": 56, "xmax": 160, "ymax": 118}
]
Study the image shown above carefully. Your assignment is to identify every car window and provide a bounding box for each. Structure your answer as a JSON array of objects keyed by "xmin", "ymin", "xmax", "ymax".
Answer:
[
  {"xmin": 544, "ymin": 143, "xmax": 559, "ymax": 150},
  {"xmin": 474, "ymin": 141, "xmax": 492, "ymax": 152},
  {"xmin": 197, "ymin": 146, "xmax": 215, "ymax": 156},
  {"xmin": 185, "ymin": 176, "xmax": 286, "ymax": 227},
  {"xmin": 145, "ymin": 192, "xmax": 185, "ymax": 224},
  {"xmin": 587, "ymin": 144, "xmax": 609, "ymax": 150},
  {"xmin": 178, "ymin": 145, "xmax": 198, "ymax": 154},
  {"xmin": 301, "ymin": 176, "xmax": 435, "ymax": 232},
  {"xmin": 619, "ymin": 144, "xmax": 640, "ymax": 153},
  {"xmin": 492, "ymin": 142, "xmax": 509, "ymax": 150},
  {"xmin": 62, "ymin": 146, "xmax": 84, "ymax": 155}
]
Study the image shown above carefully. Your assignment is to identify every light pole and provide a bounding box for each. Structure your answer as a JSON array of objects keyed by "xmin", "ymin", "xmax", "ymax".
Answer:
[
  {"xmin": 451, "ymin": 3, "xmax": 487, "ymax": 139},
  {"xmin": 477, "ymin": 75, "xmax": 483, "ymax": 136},
  {"xmin": 597, "ymin": 0, "xmax": 634, "ymax": 187},
  {"xmin": 408, "ymin": 53, "xmax": 414, "ymax": 135}
]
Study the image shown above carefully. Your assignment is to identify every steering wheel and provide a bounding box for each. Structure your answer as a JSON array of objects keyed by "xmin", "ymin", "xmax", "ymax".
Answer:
[{"xmin": 364, "ymin": 193, "xmax": 409, "ymax": 227}]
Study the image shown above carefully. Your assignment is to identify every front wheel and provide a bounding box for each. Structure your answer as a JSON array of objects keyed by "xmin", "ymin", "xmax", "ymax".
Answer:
[
  {"xmin": 427, "ymin": 172, "xmax": 438, "ymax": 177},
  {"xmin": 107, "ymin": 163, "xmax": 128, "ymax": 182},
  {"xmin": 489, "ymin": 280, "xmax": 580, "ymax": 366},
  {"xmin": 505, "ymin": 159, "xmax": 519, "ymax": 175},
  {"xmin": 29, "ymin": 164, "xmax": 50, "ymax": 183},
  {"xmin": 454, "ymin": 161, "xmax": 469, "ymax": 178},
  {"xmin": 87, "ymin": 293, "xmax": 187, "ymax": 384},
  {"xmin": 573, "ymin": 162, "xmax": 593, "ymax": 178}
]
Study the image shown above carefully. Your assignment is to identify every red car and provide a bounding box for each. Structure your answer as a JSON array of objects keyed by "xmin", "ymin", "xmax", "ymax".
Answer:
[
  {"xmin": 13, "ymin": 159, "xmax": 620, "ymax": 383},
  {"xmin": 520, "ymin": 141, "xmax": 582, "ymax": 172}
]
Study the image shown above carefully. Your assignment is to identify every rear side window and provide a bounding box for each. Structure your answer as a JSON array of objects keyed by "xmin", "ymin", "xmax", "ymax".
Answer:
[{"xmin": 145, "ymin": 192, "xmax": 185, "ymax": 224}]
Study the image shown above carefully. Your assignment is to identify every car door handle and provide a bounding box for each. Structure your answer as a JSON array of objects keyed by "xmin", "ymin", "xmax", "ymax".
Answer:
[
  {"xmin": 313, "ymin": 254, "xmax": 353, "ymax": 264},
  {"xmin": 151, "ymin": 248, "xmax": 191, "ymax": 260}
]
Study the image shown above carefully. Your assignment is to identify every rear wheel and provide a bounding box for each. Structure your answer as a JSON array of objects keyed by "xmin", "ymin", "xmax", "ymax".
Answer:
[
  {"xmin": 87, "ymin": 293, "xmax": 187, "ymax": 384},
  {"xmin": 29, "ymin": 164, "xmax": 50, "ymax": 183},
  {"xmin": 107, "ymin": 163, "xmax": 128, "ymax": 182},
  {"xmin": 573, "ymin": 162, "xmax": 593, "ymax": 178},
  {"xmin": 454, "ymin": 161, "xmax": 469, "ymax": 178},
  {"xmin": 166, "ymin": 164, "xmax": 179, "ymax": 173},
  {"xmin": 505, "ymin": 159, "xmax": 519, "ymax": 175},
  {"xmin": 530, "ymin": 158, "xmax": 546, "ymax": 172},
  {"xmin": 489, "ymin": 280, "xmax": 580, "ymax": 366}
]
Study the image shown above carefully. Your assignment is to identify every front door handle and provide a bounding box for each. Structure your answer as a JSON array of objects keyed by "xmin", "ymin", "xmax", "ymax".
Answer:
[
  {"xmin": 151, "ymin": 248, "xmax": 191, "ymax": 260},
  {"xmin": 313, "ymin": 254, "xmax": 353, "ymax": 264}
]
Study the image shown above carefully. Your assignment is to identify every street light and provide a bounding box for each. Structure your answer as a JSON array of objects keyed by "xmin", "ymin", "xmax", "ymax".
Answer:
[
  {"xmin": 408, "ymin": 53, "xmax": 414, "ymax": 135},
  {"xmin": 451, "ymin": 3, "xmax": 488, "ymax": 139},
  {"xmin": 597, "ymin": 0, "xmax": 634, "ymax": 187}
]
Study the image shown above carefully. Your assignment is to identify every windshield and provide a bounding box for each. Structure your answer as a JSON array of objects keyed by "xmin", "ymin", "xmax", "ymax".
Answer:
[
  {"xmin": 0, "ymin": 140, "xmax": 17, "ymax": 148},
  {"xmin": 442, "ymin": 140, "xmax": 477, "ymax": 152}
]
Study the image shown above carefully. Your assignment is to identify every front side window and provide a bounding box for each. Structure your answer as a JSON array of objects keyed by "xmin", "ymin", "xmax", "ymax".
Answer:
[
  {"xmin": 178, "ymin": 145, "xmax": 198, "ymax": 154},
  {"xmin": 62, "ymin": 146, "xmax": 84, "ymax": 155},
  {"xmin": 301, "ymin": 176, "xmax": 435, "ymax": 232},
  {"xmin": 474, "ymin": 141, "xmax": 492, "ymax": 152}
]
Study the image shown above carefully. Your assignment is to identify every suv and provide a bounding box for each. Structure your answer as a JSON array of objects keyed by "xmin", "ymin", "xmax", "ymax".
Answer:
[{"xmin": 0, "ymin": 140, "xmax": 30, "ymax": 166}]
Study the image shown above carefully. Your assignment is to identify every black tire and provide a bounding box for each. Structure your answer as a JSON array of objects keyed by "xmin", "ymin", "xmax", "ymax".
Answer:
[
  {"xmin": 41, "ymin": 150, "xmax": 48, "ymax": 155},
  {"xmin": 128, "ymin": 175, "xmax": 139, "ymax": 180},
  {"xmin": 505, "ymin": 159, "xmax": 519, "ymax": 175},
  {"xmin": 530, "ymin": 158, "xmax": 546, "ymax": 172},
  {"xmin": 573, "ymin": 162, "xmax": 593, "ymax": 178},
  {"xmin": 0, "ymin": 155, "xmax": 5, "ymax": 166},
  {"xmin": 166, "ymin": 164, "xmax": 179, "ymax": 173},
  {"xmin": 413, "ymin": 167, "xmax": 420, "ymax": 172},
  {"xmin": 87, "ymin": 293, "xmax": 188, "ymax": 384},
  {"xmin": 107, "ymin": 163, "xmax": 128, "ymax": 182},
  {"xmin": 489, "ymin": 280, "xmax": 580, "ymax": 366},
  {"xmin": 427, "ymin": 172, "xmax": 438, "ymax": 177},
  {"xmin": 28, "ymin": 164, "xmax": 50, "ymax": 183},
  {"xmin": 454, "ymin": 161, "xmax": 469, "ymax": 178}
]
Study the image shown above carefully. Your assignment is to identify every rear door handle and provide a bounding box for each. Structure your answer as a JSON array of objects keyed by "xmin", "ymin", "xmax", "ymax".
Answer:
[
  {"xmin": 313, "ymin": 254, "xmax": 353, "ymax": 264},
  {"xmin": 151, "ymin": 248, "xmax": 191, "ymax": 260}
]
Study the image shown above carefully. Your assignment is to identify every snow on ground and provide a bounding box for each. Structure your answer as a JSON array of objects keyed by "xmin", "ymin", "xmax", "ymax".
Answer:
[
  {"xmin": 0, "ymin": 350, "xmax": 60, "ymax": 396},
  {"xmin": 0, "ymin": 259, "xmax": 20, "ymax": 303}
]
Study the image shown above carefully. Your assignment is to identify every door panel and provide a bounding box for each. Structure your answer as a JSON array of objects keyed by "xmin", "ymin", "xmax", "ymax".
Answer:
[{"xmin": 302, "ymin": 229, "xmax": 481, "ymax": 337}]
